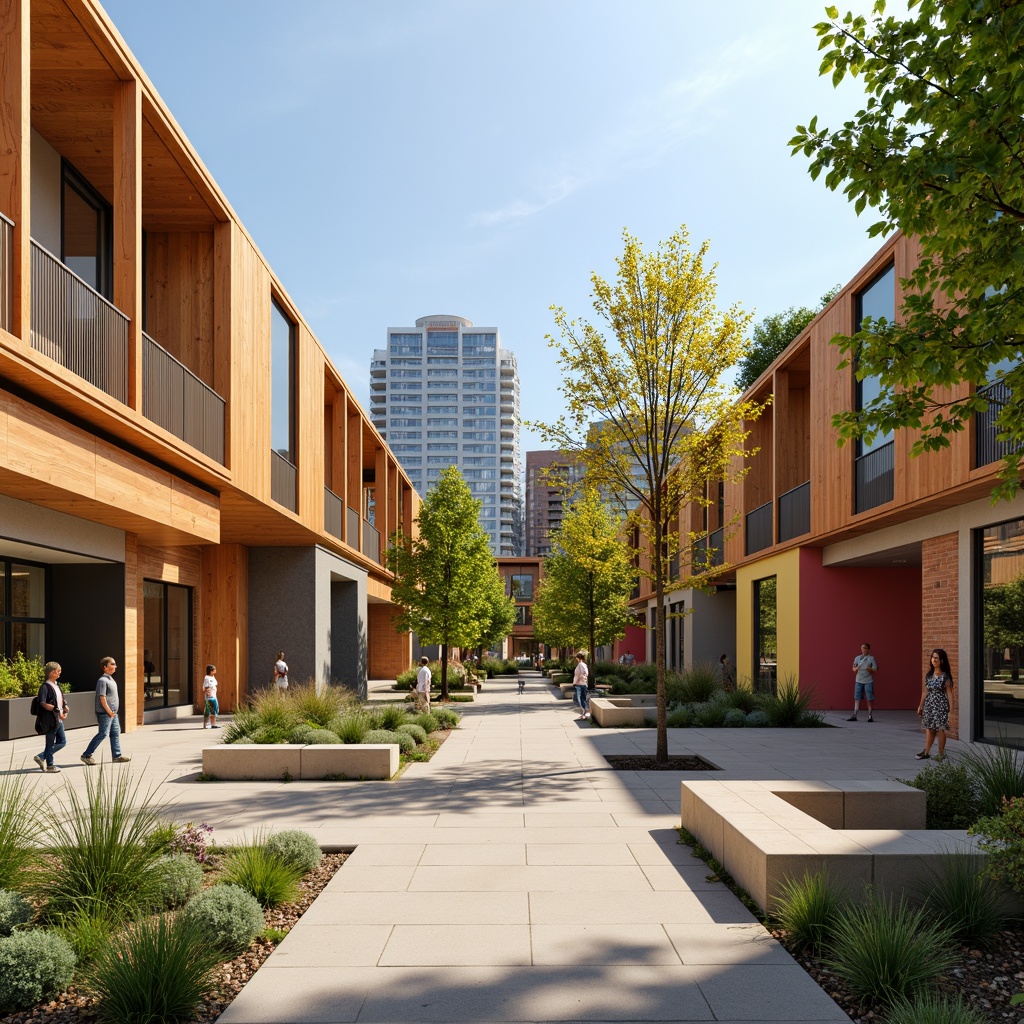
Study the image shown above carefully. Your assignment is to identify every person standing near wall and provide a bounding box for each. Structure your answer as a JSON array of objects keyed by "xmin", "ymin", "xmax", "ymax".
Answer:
[
  {"xmin": 273, "ymin": 651, "xmax": 289, "ymax": 691},
  {"xmin": 203, "ymin": 665, "xmax": 220, "ymax": 729},
  {"xmin": 415, "ymin": 656, "xmax": 432, "ymax": 711},
  {"xmin": 719, "ymin": 655, "xmax": 735, "ymax": 692},
  {"xmin": 33, "ymin": 661, "xmax": 68, "ymax": 773},
  {"xmin": 848, "ymin": 643, "xmax": 878, "ymax": 722},
  {"xmin": 916, "ymin": 648, "xmax": 954, "ymax": 760},
  {"xmin": 81, "ymin": 656, "xmax": 130, "ymax": 765}
]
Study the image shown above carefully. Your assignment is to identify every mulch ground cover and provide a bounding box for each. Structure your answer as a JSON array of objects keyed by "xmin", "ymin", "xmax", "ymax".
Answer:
[
  {"xmin": 604, "ymin": 753, "xmax": 721, "ymax": 771},
  {"xmin": 779, "ymin": 924, "xmax": 1024, "ymax": 1023}
]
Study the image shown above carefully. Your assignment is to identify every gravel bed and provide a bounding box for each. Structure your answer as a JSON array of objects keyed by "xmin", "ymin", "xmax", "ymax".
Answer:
[{"xmin": 777, "ymin": 924, "xmax": 1024, "ymax": 1023}]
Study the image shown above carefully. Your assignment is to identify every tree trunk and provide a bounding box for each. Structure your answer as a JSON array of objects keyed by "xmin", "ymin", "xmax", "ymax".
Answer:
[
  {"xmin": 654, "ymin": 509, "xmax": 668, "ymax": 761},
  {"xmin": 440, "ymin": 642, "xmax": 449, "ymax": 701},
  {"xmin": 588, "ymin": 577, "xmax": 597, "ymax": 672}
]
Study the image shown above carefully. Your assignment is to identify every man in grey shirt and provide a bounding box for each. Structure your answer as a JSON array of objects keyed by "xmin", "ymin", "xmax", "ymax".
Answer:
[
  {"xmin": 81, "ymin": 656, "xmax": 131, "ymax": 765},
  {"xmin": 848, "ymin": 643, "xmax": 878, "ymax": 722}
]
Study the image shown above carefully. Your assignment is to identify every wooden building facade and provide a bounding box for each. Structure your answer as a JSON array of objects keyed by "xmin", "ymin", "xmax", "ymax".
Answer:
[{"xmin": 0, "ymin": 0, "xmax": 416, "ymax": 730}]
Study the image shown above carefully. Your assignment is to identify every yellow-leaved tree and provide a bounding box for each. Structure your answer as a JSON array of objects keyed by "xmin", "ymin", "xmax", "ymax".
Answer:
[{"xmin": 532, "ymin": 226, "xmax": 767, "ymax": 761}]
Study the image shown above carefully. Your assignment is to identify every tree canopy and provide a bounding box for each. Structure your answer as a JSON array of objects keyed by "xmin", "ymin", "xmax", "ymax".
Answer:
[
  {"xmin": 531, "ymin": 488, "xmax": 637, "ymax": 665},
  {"xmin": 386, "ymin": 466, "xmax": 513, "ymax": 699},
  {"xmin": 790, "ymin": 0, "xmax": 1024, "ymax": 499},
  {"xmin": 532, "ymin": 225, "xmax": 765, "ymax": 760},
  {"xmin": 736, "ymin": 286, "xmax": 840, "ymax": 391}
]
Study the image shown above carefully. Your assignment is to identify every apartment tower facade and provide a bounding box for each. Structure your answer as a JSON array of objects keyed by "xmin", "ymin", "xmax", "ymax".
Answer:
[{"xmin": 370, "ymin": 315, "xmax": 522, "ymax": 556}]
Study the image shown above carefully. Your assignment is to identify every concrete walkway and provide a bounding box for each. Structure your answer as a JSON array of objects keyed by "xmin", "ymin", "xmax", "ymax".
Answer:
[{"xmin": 2, "ymin": 672, "xmax": 938, "ymax": 1023}]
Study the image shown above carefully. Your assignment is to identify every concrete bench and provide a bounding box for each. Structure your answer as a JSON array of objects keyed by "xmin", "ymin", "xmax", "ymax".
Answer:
[
  {"xmin": 588, "ymin": 694, "xmax": 657, "ymax": 725},
  {"xmin": 202, "ymin": 743, "xmax": 399, "ymax": 781},
  {"xmin": 679, "ymin": 779, "xmax": 991, "ymax": 914},
  {"xmin": 556, "ymin": 682, "xmax": 614, "ymax": 700}
]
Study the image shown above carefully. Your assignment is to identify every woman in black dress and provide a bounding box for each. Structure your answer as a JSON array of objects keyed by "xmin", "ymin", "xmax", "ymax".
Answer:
[{"xmin": 916, "ymin": 648, "xmax": 954, "ymax": 760}]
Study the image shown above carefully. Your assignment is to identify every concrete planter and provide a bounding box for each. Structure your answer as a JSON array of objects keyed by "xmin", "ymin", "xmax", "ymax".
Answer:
[
  {"xmin": 0, "ymin": 691, "xmax": 99, "ymax": 741},
  {"xmin": 202, "ymin": 743, "xmax": 399, "ymax": 781}
]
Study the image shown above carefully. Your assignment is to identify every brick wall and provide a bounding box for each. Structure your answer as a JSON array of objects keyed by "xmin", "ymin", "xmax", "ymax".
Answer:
[
  {"xmin": 367, "ymin": 603, "xmax": 411, "ymax": 679},
  {"xmin": 921, "ymin": 532, "xmax": 959, "ymax": 739}
]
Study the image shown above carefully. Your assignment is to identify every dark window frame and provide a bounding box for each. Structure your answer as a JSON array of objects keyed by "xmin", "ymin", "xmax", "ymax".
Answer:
[
  {"xmin": 270, "ymin": 297, "xmax": 297, "ymax": 465},
  {"xmin": 60, "ymin": 159, "xmax": 113, "ymax": 300},
  {"xmin": 0, "ymin": 557, "xmax": 49, "ymax": 659}
]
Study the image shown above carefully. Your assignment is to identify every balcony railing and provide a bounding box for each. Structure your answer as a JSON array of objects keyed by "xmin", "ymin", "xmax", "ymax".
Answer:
[
  {"xmin": 142, "ymin": 332, "xmax": 225, "ymax": 464},
  {"xmin": 745, "ymin": 501, "xmax": 773, "ymax": 556},
  {"xmin": 30, "ymin": 241, "xmax": 128, "ymax": 404},
  {"xmin": 271, "ymin": 450, "xmax": 297, "ymax": 512},
  {"xmin": 0, "ymin": 213, "xmax": 12, "ymax": 334},
  {"xmin": 324, "ymin": 487, "xmax": 343, "ymax": 540},
  {"xmin": 363, "ymin": 520, "xmax": 380, "ymax": 563},
  {"xmin": 976, "ymin": 380, "xmax": 1016, "ymax": 468},
  {"xmin": 347, "ymin": 506, "xmax": 359, "ymax": 548},
  {"xmin": 854, "ymin": 440, "xmax": 894, "ymax": 514},
  {"xmin": 778, "ymin": 481, "xmax": 811, "ymax": 543}
]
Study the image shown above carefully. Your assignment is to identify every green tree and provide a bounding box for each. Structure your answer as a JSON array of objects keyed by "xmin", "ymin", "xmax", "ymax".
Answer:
[
  {"xmin": 984, "ymin": 574, "xmax": 1024, "ymax": 681},
  {"xmin": 736, "ymin": 286, "xmax": 840, "ymax": 391},
  {"xmin": 791, "ymin": 0, "xmax": 1024, "ymax": 499},
  {"xmin": 386, "ymin": 466, "xmax": 509, "ymax": 700},
  {"xmin": 474, "ymin": 570, "xmax": 517, "ymax": 657},
  {"xmin": 532, "ymin": 488, "xmax": 638, "ymax": 666},
  {"xmin": 532, "ymin": 226, "xmax": 766, "ymax": 761}
]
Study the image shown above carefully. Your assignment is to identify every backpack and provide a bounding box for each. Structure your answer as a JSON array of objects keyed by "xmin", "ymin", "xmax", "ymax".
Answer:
[{"xmin": 29, "ymin": 695, "xmax": 40, "ymax": 716}]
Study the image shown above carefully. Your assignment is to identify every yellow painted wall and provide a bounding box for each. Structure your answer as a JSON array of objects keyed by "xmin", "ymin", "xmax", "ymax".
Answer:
[{"xmin": 735, "ymin": 548, "xmax": 802, "ymax": 689}]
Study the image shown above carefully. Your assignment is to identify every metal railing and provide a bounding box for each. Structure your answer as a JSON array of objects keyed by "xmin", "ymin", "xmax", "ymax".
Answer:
[
  {"xmin": 30, "ymin": 241, "xmax": 128, "ymax": 403},
  {"xmin": 0, "ymin": 213, "xmax": 12, "ymax": 334},
  {"xmin": 271, "ymin": 450, "xmax": 297, "ymax": 512},
  {"xmin": 976, "ymin": 380, "xmax": 1016, "ymax": 468},
  {"xmin": 854, "ymin": 440, "xmax": 894, "ymax": 514},
  {"xmin": 708, "ymin": 527, "xmax": 724, "ymax": 567},
  {"xmin": 363, "ymin": 520, "xmax": 380, "ymax": 563},
  {"xmin": 745, "ymin": 501, "xmax": 773, "ymax": 556},
  {"xmin": 142, "ymin": 332, "xmax": 225, "ymax": 464},
  {"xmin": 347, "ymin": 506, "xmax": 359, "ymax": 548},
  {"xmin": 324, "ymin": 487, "xmax": 343, "ymax": 539},
  {"xmin": 778, "ymin": 481, "xmax": 811, "ymax": 543}
]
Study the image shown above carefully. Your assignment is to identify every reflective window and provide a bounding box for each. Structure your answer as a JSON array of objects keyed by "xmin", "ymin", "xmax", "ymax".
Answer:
[
  {"xmin": 0, "ymin": 561, "xmax": 47, "ymax": 660},
  {"xmin": 510, "ymin": 574, "xmax": 533, "ymax": 599},
  {"xmin": 389, "ymin": 333, "xmax": 422, "ymax": 356},
  {"xmin": 754, "ymin": 576, "xmax": 777, "ymax": 696},
  {"xmin": 271, "ymin": 299, "xmax": 296, "ymax": 462},
  {"xmin": 426, "ymin": 331, "xmax": 458, "ymax": 353},
  {"xmin": 464, "ymin": 444, "xmax": 497, "ymax": 453},
  {"xmin": 390, "ymin": 369, "xmax": 423, "ymax": 378},
  {"xmin": 855, "ymin": 264, "xmax": 896, "ymax": 455},
  {"xmin": 463, "ymin": 333, "xmax": 496, "ymax": 355},
  {"xmin": 515, "ymin": 605, "xmax": 533, "ymax": 626},
  {"xmin": 427, "ymin": 430, "xmax": 458, "ymax": 439},
  {"xmin": 143, "ymin": 580, "xmax": 192, "ymax": 711},
  {"xmin": 62, "ymin": 163, "xmax": 112, "ymax": 298}
]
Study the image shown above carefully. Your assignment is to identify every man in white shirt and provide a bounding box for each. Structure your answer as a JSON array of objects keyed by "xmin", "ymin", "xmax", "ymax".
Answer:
[{"xmin": 415, "ymin": 657, "xmax": 432, "ymax": 711}]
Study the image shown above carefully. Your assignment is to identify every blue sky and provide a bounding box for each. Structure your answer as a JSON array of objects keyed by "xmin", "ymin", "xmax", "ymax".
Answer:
[{"xmin": 103, "ymin": 0, "xmax": 887, "ymax": 451}]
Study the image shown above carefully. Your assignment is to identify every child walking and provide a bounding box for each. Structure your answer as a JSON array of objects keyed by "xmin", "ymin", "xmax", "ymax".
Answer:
[{"xmin": 203, "ymin": 665, "xmax": 220, "ymax": 729}]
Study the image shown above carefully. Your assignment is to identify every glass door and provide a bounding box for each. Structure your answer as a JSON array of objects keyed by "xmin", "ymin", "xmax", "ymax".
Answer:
[{"xmin": 143, "ymin": 580, "xmax": 192, "ymax": 710}]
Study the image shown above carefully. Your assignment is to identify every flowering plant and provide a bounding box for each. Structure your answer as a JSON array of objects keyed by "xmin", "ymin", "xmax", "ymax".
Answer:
[{"xmin": 170, "ymin": 821, "xmax": 215, "ymax": 863}]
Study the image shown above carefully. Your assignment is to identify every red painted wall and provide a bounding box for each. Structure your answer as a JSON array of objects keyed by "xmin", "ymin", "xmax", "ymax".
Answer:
[
  {"xmin": 615, "ymin": 623, "xmax": 648, "ymax": 664},
  {"xmin": 799, "ymin": 549, "xmax": 922, "ymax": 711}
]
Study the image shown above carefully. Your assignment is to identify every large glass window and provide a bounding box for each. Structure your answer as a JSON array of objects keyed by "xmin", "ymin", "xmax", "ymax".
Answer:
[
  {"xmin": 426, "ymin": 331, "xmax": 458, "ymax": 354},
  {"xmin": 0, "ymin": 561, "xmax": 47, "ymax": 660},
  {"xmin": 510, "ymin": 574, "xmax": 533, "ymax": 599},
  {"xmin": 143, "ymin": 581, "xmax": 192, "ymax": 711},
  {"xmin": 270, "ymin": 299, "xmax": 296, "ymax": 462},
  {"xmin": 515, "ymin": 605, "xmax": 533, "ymax": 626},
  {"xmin": 855, "ymin": 264, "xmax": 896, "ymax": 455},
  {"xmin": 62, "ymin": 162, "xmax": 112, "ymax": 298},
  {"xmin": 389, "ymin": 333, "xmax": 422, "ymax": 356},
  {"xmin": 463, "ymin": 333, "xmax": 496, "ymax": 355},
  {"xmin": 754, "ymin": 576, "xmax": 777, "ymax": 695},
  {"xmin": 977, "ymin": 518, "xmax": 1024, "ymax": 746}
]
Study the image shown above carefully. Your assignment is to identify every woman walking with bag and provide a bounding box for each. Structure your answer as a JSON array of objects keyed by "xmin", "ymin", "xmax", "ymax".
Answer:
[{"xmin": 33, "ymin": 661, "xmax": 69, "ymax": 773}]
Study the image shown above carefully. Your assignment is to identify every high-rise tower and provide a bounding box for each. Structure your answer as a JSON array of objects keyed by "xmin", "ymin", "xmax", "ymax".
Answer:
[{"xmin": 370, "ymin": 315, "xmax": 522, "ymax": 556}]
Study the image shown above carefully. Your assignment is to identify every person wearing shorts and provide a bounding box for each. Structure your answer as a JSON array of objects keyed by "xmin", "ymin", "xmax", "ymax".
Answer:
[
  {"xmin": 848, "ymin": 643, "xmax": 877, "ymax": 722},
  {"xmin": 203, "ymin": 665, "xmax": 220, "ymax": 729}
]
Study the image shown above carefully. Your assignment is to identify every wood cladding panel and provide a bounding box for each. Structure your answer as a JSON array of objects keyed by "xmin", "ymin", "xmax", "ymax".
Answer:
[
  {"xmin": 145, "ymin": 231, "xmax": 215, "ymax": 383},
  {"xmin": 2, "ymin": 0, "xmax": 30, "ymax": 342},
  {"xmin": 124, "ymin": 532, "xmax": 140, "ymax": 727},
  {"xmin": 200, "ymin": 543, "xmax": 247, "ymax": 712},
  {"xmin": 138, "ymin": 543, "xmax": 201, "ymax": 587},
  {"xmin": 296, "ymin": 324, "xmax": 324, "ymax": 529}
]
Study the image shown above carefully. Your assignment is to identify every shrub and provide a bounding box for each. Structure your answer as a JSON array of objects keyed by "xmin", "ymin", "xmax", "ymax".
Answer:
[
  {"xmin": 170, "ymin": 821, "xmax": 215, "ymax": 863},
  {"xmin": 448, "ymin": 694, "xmax": 473, "ymax": 702},
  {"xmin": 289, "ymin": 724, "xmax": 317, "ymax": 745},
  {"xmin": 882, "ymin": 992, "xmax": 987, "ymax": 1024},
  {"xmin": 219, "ymin": 839, "xmax": 302, "ymax": 908},
  {"xmin": 0, "ymin": 930, "xmax": 76, "ymax": 1012},
  {"xmin": 594, "ymin": 661, "xmax": 633, "ymax": 681},
  {"xmin": 86, "ymin": 912, "xmax": 221, "ymax": 1024},
  {"xmin": 37, "ymin": 766, "xmax": 169, "ymax": 923},
  {"xmin": 745, "ymin": 709, "xmax": 770, "ymax": 727},
  {"xmin": 719, "ymin": 687, "xmax": 761, "ymax": 713},
  {"xmin": 304, "ymin": 729, "xmax": 342, "ymax": 745},
  {"xmin": 914, "ymin": 852, "xmax": 1005, "ymax": 945},
  {"xmin": 824, "ymin": 892, "xmax": 957, "ymax": 1006},
  {"xmin": 397, "ymin": 723, "xmax": 428, "ymax": 745},
  {"xmin": 289, "ymin": 681, "xmax": 356, "ymax": 728},
  {"xmin": 760, "ymin": 678, "xmax": 816, "ymax": 727},
  {"xmin": 667, "ymin": 706, "xmax": 693, "ymax": 728},
  {"xmin": 433, "ymin": 707, "xmax": 461, "ymax": 729},
  {"xmin": 721, "ymin": 708, "xmax": 745, "ymax": 727},
  {"xmin": 960, "ymin": 742, "xmax": 1024, "ymax": 816},
  {"xmin": 902, "ymin": 761, "xmax": 979, "ymax": 830},
  {"xmin": 330, "ymin": 714, "xmax": 370, "ymax": 744},
  {"xmin": 152, "ymin": 854, "xmax": 204, "ymax": 909},
  {"xmin": 627, "ymin": 663, "xmax": 658, "ymax": 689},
  {"xmin": 970, "ymin": 796, "xmax": 1024, "ymax": 898},
  {"xmin": 224, "ymin": 705, "xmax": 261, "ymax": 744},
  {"xmin": 265, "ymin": 830, "xmax": 322, "ymax": 874},
  {"xmin": 773, "ymin": 870, "xmax": 845, "ymax": 955},
  {"xmin": 248, "ymin": 725, "xmax": 290, "ymax": 745},
  {"xmin": 673, "ymin": 662, "xmax": 723, "ymax": 704},
  {"xmin": 692, "ymin": 701, "xmax": 728, "ymax": 728},
  {"xmin": 363, "ymin": 729, "xmax": 400, "ymax": 745},
  {"xmin": 411, "ymin": 712, "xmax": 440, "ymax": 733},
  {"xmin": 0, "ymin": 761, "xmax": 42, "ymax": 890},
  {"xmin": 392, "ymin": 730, "xmax": 415, "ymax": 752},
  {"xmin": 0, "ymin": 891, "xmax": 32, "ymax": 936},
  {"xmin": 181, "ymin": 884, "xmax": 264, "ymax": 956},
  {"xmin": 0, "ymin": 652, "xmax": 46, "ymax": 698}
]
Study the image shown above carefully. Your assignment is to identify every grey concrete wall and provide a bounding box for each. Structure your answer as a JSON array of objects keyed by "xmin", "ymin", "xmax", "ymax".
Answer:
[
  {"xmin": 687, "ymin": 587, "xmax": 737, "ymax": 673},
  {"xmin": 248, "ymin": 546, "xmax": 368, "ymax": 697}
]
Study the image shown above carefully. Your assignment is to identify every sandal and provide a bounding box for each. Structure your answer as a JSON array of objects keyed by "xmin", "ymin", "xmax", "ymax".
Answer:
[{"xmin": 915, "ymin": 750, "xmax": 930, "ymax": 760}]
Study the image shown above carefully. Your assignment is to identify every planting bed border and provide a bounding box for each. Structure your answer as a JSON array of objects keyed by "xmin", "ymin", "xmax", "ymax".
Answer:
[{"xmin": 202, "ymin": 743, "xmax": 398, "ymax": 780}]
